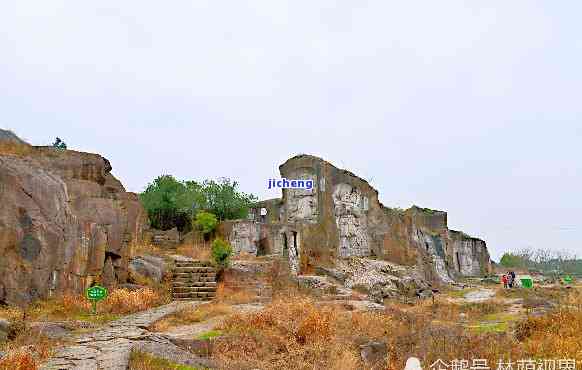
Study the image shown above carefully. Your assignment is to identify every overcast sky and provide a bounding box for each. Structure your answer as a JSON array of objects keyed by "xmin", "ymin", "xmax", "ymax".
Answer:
[{"xmin": 2, "ymin": 1, "xmax": 581, "ymax": 261}]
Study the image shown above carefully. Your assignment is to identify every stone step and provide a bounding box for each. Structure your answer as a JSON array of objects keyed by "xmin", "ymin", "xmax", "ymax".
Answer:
[
  {"xmin": 172, "ymin": 292, "xmax": 216, "ymax": 299},
  {"xmin": 174, "ymin": 266, "xmax": 216, "ymax": 273},
  {"xmin": 172, "ymin": 286, "xmax": 217, "ymax": 293},
  {"xmin": 321, "ymin": 294, "xmax": 354, "ymax": 301},
  {"xmin": 173, "ymin": 272, "xmax": 217, "ymax": 278},
  {"xmin": 223, "ymin": 284, "xmax": 272, "ymax": 290},
  {"xmin": 174, "ymin": 276, "xmax": 216, "ymax": 283},
  {"xmin": 174, "ymin": 261, "xmax": 213, "ymax": 267},
  {"xmin": 172, "ymin": 281, "xmax": 217, "ymax": 287},
  {"xmin": 173, "ymin": 297, "xmax": 213, "ymax": 301}
]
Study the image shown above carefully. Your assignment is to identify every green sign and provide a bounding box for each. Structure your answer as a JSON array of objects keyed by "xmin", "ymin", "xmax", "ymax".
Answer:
[
  {"xmin": 86, "ymin": 285, "xmax": 108, "ymax": 314},
  {"xmin": 564, "ymin": 276, "xmax": 573, "ymax": 284}
]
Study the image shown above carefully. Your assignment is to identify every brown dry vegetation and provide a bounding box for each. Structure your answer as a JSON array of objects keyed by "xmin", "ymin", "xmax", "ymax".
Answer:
[
  {"xmin": 131, "ymin": 242, "xmax": 167, "ymax": 258},
  {"xmin": 176, "ymin": 242, "xmax": 212, "ymax": 261},
  {"xmin": 150, "ymin": 302, "xmax": 233, "ymax": 332},
  {"xmin": 1, "ymin": 288, "xmax": 168, "ymax": 328},
  {"xmin": 0, "ymin": 141, "xmax": 32, "ymax": 157},
  {"xmin": 0, "ymin": 287, "xmax": 170, "ymax": 369},
  {"xmin": 214, "ymin": 282, "xmax": 256, "ymax": 305},
  {"xmin": 211, "ymin": 289, "xmax": 582, "ymax": 370},
  {"xmin": 0, "ymin": 320, "xmax": 60, "ymax": 370}
]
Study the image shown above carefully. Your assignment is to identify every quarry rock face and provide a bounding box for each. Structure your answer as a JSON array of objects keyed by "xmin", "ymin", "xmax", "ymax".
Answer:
[
  {"xmin": 226, "ymin": 155, "xmax": 491, "ymax": 287},
  {"xmin": 0, "ymin": 134, "xmax": 147, "ymax": 306}
]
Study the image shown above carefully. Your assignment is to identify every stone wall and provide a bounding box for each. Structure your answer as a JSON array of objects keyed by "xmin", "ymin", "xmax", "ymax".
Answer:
[{"xmin": 0, "ymin": 142, "xmax": 147, "ymax": 306}]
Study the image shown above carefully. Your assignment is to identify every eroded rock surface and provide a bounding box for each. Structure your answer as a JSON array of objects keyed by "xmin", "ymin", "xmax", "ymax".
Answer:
[
  {"xmin": 228, "ymin": 221, "xmax": 259, "ymax": 255},
  {"xmin": 284, "ymin": 169, "xmax": 318, "ymax": 223},
  {"xmin": 0, "ymin": 134, "xmax": 147, "ymax": 306},
  {"xmin": 129, "ymin": 255, "xmax": 168, "ymax": 283},
  {"xmin": 333, "ymin": 183, "xmax": 370, "ymax": 257},
  {"xmin": 219, "ymin": 154, "xmax": 492, "ymax": 292}
]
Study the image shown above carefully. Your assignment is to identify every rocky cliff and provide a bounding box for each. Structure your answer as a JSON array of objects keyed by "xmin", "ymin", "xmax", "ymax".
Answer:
[
  {"xmin": 0, "ymin": 130, "xmax": 147, "ymax": 306},
  {"xmin": 278, "ymin": 155, "xmax": 492, "ymax": 283},
  {"xmin": 237, "ymin": 155, "xmax": 491, "ymax": 287}
]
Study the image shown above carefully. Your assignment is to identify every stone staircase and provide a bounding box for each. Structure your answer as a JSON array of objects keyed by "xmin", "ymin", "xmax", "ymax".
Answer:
[{"xmin": 171, "ymin": 259, "xmax": 217, "ymax": 301}]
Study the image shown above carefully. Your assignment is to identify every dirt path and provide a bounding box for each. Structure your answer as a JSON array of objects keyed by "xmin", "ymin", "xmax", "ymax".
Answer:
[
  {"xmin": 40, "ymin": 301, "xmax": 216, "ymax": 370},
  {"xmin": 161, "ymin": 303, "xmax": 264, "ymax": 341}
]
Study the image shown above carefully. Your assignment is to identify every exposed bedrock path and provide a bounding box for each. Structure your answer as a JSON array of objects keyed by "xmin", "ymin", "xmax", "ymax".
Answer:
[
  {"xmin": 41, "ymin": 301, "xmax": 215, "ymax": 370},
  {"xmin": 463, "ymin": 288, "xmax": 495, "ymax": 303}
]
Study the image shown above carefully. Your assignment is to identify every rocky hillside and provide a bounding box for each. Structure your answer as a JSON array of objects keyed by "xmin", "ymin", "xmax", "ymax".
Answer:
[{"xmin": 0, "ymin": 130, "xmax": 147, "ymax": 306}]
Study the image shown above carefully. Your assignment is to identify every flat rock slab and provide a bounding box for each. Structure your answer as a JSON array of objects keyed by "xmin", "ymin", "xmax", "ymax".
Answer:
[
  {"xmin": 40, "ymin": 301, "xmax": 214, "ymax": 370},
  {"xmin": 463, "ymin": 288, "xmax": 495, "ymax": 303}
]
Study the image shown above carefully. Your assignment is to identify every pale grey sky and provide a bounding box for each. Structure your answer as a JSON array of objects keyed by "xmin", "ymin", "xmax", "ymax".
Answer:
[{"xmin": 2, "ymin": 1, "xmax": 581, "ymax": 261}]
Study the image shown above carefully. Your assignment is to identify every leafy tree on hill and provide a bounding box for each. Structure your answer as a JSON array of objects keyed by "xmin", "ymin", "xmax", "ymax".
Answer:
[
  {"xmin": 139, "ymin": 175, "xmax": 257, "ymax": 231},
  {"xmin": 139, "ymin": 175, "xmax": 195, "ymax": 230},
  {"xmin": 499, "ymin": 253, "xmax": 526, "ymax": 268},
  {"xmin": 200, "ymin": 178, "xmax": 257, "ymax": 221}
]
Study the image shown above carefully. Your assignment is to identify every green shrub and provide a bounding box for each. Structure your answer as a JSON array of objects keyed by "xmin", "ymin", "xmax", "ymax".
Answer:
[
  {"xmin": 211, "ymin": 238, "xmax": 233, "ymax": 268},
  {"xmin": 194, "ymin": 211, "xmax": 218, "ymax": 235},
  {"xmin": 52, "ymin": 137, "xmax": 67, "ymax": 150}
]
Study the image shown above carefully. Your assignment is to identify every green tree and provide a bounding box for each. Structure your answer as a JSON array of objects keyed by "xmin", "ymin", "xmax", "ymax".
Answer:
[
  {"xmin": 139, "ymin": 176, "xmax": 257, "ymax": 230},
  {"xmin": 211, "ymin": 238, "xmax": 233, "ymax": 268},
  {"xmin": 194, "ymin": 211, "xmax": 218, "ymax": 236},
  {"xmin": 200, "ymin": 178, "xmax": 257, "ymax": 221},
  {"xmin": 499, "ymin": 253, "xmax": 526, "ymax": 268},
  {"xmin": 139, "ymin": 175, "xmax": 196, "ymax": 230}
]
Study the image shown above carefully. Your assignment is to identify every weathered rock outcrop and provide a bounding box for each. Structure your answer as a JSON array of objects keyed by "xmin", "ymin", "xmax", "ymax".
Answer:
[
  {"xmin": 0, "ymin": 132, "xmax": 147, "ymax": 306},
  {"xmin": 278, "ymin": 155, "xmax": 491, "ymax": 283},
  {"xmin": 227, "ymin": 154, "xmax": 491, "ymax": 288}
]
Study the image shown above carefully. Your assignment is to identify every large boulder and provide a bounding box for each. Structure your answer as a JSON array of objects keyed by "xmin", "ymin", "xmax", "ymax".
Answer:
[
  {"xmin": 129, "ymin": 255, "xmax": 167, "ymax": 283},
  {"xmin": 359, "ymin": 341, "xmax": 387, "ymax": 368},
  {"xmin": 0, "ymin": 319, "xmax": 9, "ymax": 342},
  {"xmin": 0, "ymin": 133, "xmax": 148, "ymax": 306}
]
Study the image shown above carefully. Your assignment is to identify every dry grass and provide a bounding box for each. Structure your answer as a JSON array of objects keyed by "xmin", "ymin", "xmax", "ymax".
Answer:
[
  {"xmin": 0, "ymin": 306, "xmax": 23, "ymax": 322},
  {"xmin": 128, "ymin": 351, "xmax": 202, "ymax": 370},
  {"xmin": 131, "ymin": 242, "xmax": 167, "ymax": 258},
  {"xmin": 176, "ymin": 242, "xmax": 211, "ymax": 261},
  {"xmin": 0, "ymin": 141, "xmax": 32, "ymax": 157},
  {"xmin": 496, "ymin": 285, "xmax": 569, "ymax": 301},
  {"xmin": 209, "ymin": 288, "xmax": 582, "ymax": 369},
  {"xmin": 515, "ymin": 289, "xmax": 582, "ymax": 360},
  {"xmin": 20, "ymin": 287, "xmax": 169, "ymax": 325},
  {"xmin": 0, "ymin": 323, "xmax": 59, "ymax": 370},
  {"xmin": 214, "ymin": 296, "xmax": 361, "ymax": 370},
  {"xmin": 150, "ymin": 302, "xmax": 233, "ymax": 332},
  {"xmin": 0, "ymin": 288, "xmax": 170, "ymax": 369},
  {"xmin": 231, "ymin": 251, "xmax": 262, "ymax": 261},
  {"xmin": 215, "ymin": 282, "xmax": 257, "ymax": 305}
]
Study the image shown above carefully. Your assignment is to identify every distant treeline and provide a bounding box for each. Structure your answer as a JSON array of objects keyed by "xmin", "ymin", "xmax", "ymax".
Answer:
[
  {"xmin": 499, "ymin": 248, "xmax": 582, "ymax": 275},
  {"xmin": 139, "ymin": 175, "xmax": 257, "ymax": 232}
]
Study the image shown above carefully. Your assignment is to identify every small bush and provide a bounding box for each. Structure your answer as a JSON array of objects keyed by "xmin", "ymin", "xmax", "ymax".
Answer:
[
  {"xmin": 193, "ymin": 211, "xmax": 218, "ymax": 236},
  {"xmin": 211, "ymin": 238, "xmax": 233, "ymax": 268},
  {"xmin": 51, "ymin": 137, "xmax": 67, "ymax": 150}
]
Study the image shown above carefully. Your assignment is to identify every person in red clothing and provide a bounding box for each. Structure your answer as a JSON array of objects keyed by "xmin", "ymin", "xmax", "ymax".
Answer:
[{"xmin": 501, "ymin": 274, "xmax": 508, "ymax": 289}]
